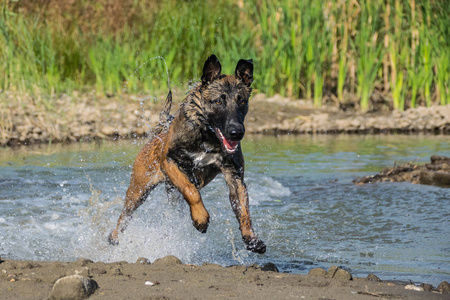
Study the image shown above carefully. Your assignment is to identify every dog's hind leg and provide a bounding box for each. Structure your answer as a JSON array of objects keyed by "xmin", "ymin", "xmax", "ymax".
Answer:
[{"xmin": 108, "ymin": 142, "xmax": 165, "ymax": 245}]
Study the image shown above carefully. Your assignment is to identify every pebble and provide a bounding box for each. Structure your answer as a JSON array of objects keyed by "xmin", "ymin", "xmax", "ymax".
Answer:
[
  {"xmin": 365, "ymin": 273, "xmax": 382, "ymax": 282},
  {"xmin": 326, "ymin": 266, "xmax": 339, "ymax": 278},
  {"xmin": 420, "ymin": 283, "xmax": 433, "ymax": 292},
  {"xmin": 405, "ymin": 284, "xmax": 424, "ymax": 291},
  {"xmin": 153, "ymin": 255, "xmax": 182, "ymax": 266},
  {"xmin": 136, "ymin": 257, "xmax": 151, "ymax": 264},
  {"xmin": 333, "ymin": 268, "xmax": 352, "ymax": 281},
  {"xmin": 308, "ymin": 268, "xmax": 327, "ymax": 277},
  {"xmin": 49, "ymin": 275, "xmax": 98, "ymax": 300},
  {"xmin": 308, "ymin": 266, "xmax": 352, "ymax": 281},
  {"xmin": 261, "ymin": 262, "xmax": 279, "ymax": 272},
  {"xmin": 438, "ymin": 281, "xmax": 450, "ymax": 294}
]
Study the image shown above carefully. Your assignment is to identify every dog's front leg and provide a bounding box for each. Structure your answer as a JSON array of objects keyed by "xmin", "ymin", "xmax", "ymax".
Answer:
[
  {"xmin": 162, "ymin": 159, "xmax": 210, "ymax": 233},
  {"xmin": 223, "ymin": 170, "xmax": 266, "ymax": 254}
]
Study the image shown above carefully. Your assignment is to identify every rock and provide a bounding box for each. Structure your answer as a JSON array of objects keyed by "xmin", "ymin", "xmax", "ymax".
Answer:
[
  {"xmin": 419, "ymin": 170, "xmax": 450, "ymax": 187},
  {"xmin": 365, "ymin": 273, "xmax": 382, "ymax": 282},
  {"xmin": 153, "ymin": 255, "xmax": 182, "ymax": 266},
  {"xmin": 49, "ymin": 275, "xmax": 98, "ymax": 300},
  {"xmin": 326, "ymin": 266, "xmax": 339, "ymax": 278},
  {"xmin": 136, "ymin": 257, "xmax": 151, "ymax": 264},
  {"xmin": 354, "ymin": 155, "xmax": 450, "ymax": 187},
  {"xmin": 438, "ymin": 281, "xmax": 450, "ymax": 294},
  {"xmin": 308, "ymin": 268, "xmax": 327, "ymax": 277},
  {"xmin": 261, "ymin": 262, "xmax": 279, "ymax": 272},
  {"xmin": 334, "ymin": 268, "xmax": 353, "ymax": 281},
  {"xmin": 325, "ymin": 266, "xmax": 352, "ymax": 280},
  {"xmin": 420, "ymin": 283, "xmax": 433, "ymax": 292},
  {"xmin": 7, "ymin": 274, "xmax": 18, "ymax": 282}
]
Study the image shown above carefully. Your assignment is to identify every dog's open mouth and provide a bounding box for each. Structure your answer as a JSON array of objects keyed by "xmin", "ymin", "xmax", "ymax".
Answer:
[{"xmin": 214, "ymin": 127, "xmax": 239, "ymax": 154}]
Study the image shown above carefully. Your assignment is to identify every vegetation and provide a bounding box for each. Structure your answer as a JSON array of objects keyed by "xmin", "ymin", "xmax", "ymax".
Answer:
[{"xmin": 1, "ymin": 0, "xmax": 449, "ymax": 111}]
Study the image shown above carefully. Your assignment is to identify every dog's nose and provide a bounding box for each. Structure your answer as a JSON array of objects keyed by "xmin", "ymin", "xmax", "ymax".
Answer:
[{"xmin": 229, "ymin": 127, "xmax": 245, "ymax": 141}]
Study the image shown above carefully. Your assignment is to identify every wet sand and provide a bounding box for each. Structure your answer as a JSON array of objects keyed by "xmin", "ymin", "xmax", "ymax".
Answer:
[{"xmin": 1, "ymin": 256, "xmax": 448, "ymax": 300}]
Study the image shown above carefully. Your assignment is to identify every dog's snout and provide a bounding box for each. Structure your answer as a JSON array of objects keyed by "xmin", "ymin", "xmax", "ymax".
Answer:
[{"xmin": 229, "ymin": 126, "xmax": 245, "ymax": 141}]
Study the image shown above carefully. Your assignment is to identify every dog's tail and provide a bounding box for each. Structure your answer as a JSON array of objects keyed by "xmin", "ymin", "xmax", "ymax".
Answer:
[{"xmin": 153, "ymin": 90, "xmax": 174, "ymax": 135}]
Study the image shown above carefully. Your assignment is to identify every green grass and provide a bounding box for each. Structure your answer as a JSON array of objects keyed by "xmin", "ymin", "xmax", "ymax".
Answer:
[{"xmin": 1, "ymin": 0, "xmax": 449, "ymax": 111}]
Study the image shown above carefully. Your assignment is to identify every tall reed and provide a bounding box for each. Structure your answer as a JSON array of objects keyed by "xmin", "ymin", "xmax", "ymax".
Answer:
[{"xmin": 1, "ymin": 0, "xmax": 449, "ymax": 111}]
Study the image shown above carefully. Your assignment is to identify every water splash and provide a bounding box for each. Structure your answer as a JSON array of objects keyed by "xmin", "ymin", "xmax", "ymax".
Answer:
[
  {"xmin": 123, "ymin": 56, "xmax": 172, "ymax": 132},
  {"xmin": 123, "ymin": 55, "xmax": 171, "ymax": 94},
  {"xmin": 69, "ymin": 172, "xmax": 288, "ymax": 267}
]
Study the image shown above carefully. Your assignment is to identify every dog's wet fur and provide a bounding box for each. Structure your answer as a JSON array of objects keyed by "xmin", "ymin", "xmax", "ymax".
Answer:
[{"xmin": 109, "ymin": 55, "xmax": 266, "ymax": 253}]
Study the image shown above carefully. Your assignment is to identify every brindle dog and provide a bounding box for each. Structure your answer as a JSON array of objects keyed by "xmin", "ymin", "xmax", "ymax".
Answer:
[{"xmin": 108, "ymin": 55, "xmax": 266, "ymax": 253}]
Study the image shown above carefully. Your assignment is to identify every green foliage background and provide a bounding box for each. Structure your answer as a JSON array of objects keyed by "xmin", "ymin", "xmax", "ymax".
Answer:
[{"xmin": 1, "ymin": 0, "xmax": 449, "ymax": 111}]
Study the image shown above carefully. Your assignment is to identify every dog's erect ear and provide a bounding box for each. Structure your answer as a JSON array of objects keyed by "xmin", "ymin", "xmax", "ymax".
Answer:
[
  {"xmin": 202, "ymin": 54, "xmax": 221, "ymax": 85},
  {"xmin": 235, "ymin": 59, "xmax": 253, "ymax": 86}
]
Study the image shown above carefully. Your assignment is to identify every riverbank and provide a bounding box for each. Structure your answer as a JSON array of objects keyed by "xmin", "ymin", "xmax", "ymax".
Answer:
[
  {"xmin": 1, "ymin": 92, "xmax": 449, "ymax": 147},
  {"xmin": 1, "ymin": 256, "xmax": 449, "ymax": 300}
]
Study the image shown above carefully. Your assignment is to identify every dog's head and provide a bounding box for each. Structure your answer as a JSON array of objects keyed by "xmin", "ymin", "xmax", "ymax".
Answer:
[{"xmin": 200, "ymin": 55, "xmax": 253, "ymax": 154}]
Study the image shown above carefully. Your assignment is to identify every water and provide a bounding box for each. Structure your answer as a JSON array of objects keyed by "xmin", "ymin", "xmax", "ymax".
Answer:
[{"xmin": 0, "ymin": 135, "xmax": 449, "ymax": 286}]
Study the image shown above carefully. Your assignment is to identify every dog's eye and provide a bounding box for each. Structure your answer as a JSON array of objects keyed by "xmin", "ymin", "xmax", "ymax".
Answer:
[
  {"xmin": 237, "ymin": 96, "xmax": 247, "ymax": 106},
  {"xmin": 215, "ymin": 95, "xmax": 226, "ymax": 105}
]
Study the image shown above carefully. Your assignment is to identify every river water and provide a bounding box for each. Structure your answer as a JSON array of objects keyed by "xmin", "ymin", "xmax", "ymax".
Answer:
[{"xmin": 0, "ymin": 135, "xmax": 449, "ymax": 286}]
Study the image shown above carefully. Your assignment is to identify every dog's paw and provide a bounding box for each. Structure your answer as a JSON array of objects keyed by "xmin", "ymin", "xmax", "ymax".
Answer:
[
  {"xmin": 244, "ymin": 238, "xmax": 266, "ymax": 254},
  {"xmin": 193, "ymin": 220, "xmax": 209, "ymax": 233},
  {"xmin": 191, "ymin": 210, "xmax": 210, "ymax": 233},
  {"xmin": 108, "ymin": 232, "xmax": 119, "ymax": 246}
]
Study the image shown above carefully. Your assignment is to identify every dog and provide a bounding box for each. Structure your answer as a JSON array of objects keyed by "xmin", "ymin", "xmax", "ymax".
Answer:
[{"xmin": 108, "ymin": 55, "xmax": 266, "ymax": 254}]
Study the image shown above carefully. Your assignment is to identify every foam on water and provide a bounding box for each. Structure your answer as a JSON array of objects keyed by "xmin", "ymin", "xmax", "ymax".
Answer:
[
  {"xmin": 72, "ymin": 174, "xmax": 287, "ymax": 266},
  {"xmin": 0, "ymin": 168, "xmax": 288, "ymax": 269}
]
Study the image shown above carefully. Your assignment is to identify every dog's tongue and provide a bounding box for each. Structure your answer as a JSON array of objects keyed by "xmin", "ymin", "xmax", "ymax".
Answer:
[
  {"xmin": 222, "ymin": 137, "xmax": 238, "ymax": 150},
  {"xmin": 214, "ymin": 127, "xmax": 239, "ymax": 153}
]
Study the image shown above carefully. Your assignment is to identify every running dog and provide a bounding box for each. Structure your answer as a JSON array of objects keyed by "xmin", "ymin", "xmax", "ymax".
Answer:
[{"xmin": 108, "ymin": 55, "xmax": 266, "ymax": 253}]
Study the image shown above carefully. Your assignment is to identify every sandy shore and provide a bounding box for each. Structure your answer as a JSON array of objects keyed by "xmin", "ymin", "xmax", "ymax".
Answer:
[{"xmin": 1, "ymin": 256, "xmax": 448, "ymax": 300}]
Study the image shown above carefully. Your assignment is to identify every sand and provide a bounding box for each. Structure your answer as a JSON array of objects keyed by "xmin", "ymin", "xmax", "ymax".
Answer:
[{"xmin": 1, "ymin": 256, "xmax": 448, "ymax": 300}]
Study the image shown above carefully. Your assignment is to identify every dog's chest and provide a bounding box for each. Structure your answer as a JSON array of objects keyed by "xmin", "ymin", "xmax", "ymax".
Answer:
[{"xmin": 191, "ymin": 151, "xmax": 222, "ymax": 168}]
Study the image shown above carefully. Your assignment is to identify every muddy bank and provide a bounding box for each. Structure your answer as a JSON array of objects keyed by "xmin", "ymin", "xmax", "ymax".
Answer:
[
  {"xmin": 353, "ymin": 155, "xmax": 450, "ymax": 188},
  {"xmin": 1, "ymin": 92, "xmax": 449, "ymax": 146},
  {"xmin": 250, "ymin": 94, "xmax": 450, "ymax": 135},
  {"xmin": 1, "ymin": 256, "xmax": 449, "ymax": 300}
]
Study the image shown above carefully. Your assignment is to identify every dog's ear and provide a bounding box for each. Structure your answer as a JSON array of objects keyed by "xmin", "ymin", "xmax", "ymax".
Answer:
[
  {"xmin": 235, "ymin": 59, "xmax": 253, "ymax": 86},
  {"xmin": 202, "ymin": 54, "xmax": 221, "ymax": 85}
]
